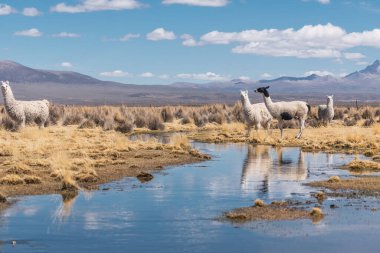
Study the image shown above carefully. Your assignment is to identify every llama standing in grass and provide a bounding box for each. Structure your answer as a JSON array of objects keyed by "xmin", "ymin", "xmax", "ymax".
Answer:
[
  {"xmin": 318, "ymin": 95, "xmax": 334, "ymax": 125},
  {"xmin": 255, "ymin": 86, "xmax": 310, "ymax": 139},
  {"xmin": 240, "ymin": 90, "xmax": 272, "ymax": 136},
  {"xmin": 1, "ymin": 80, "xmax": 49, "ymax": 130}
]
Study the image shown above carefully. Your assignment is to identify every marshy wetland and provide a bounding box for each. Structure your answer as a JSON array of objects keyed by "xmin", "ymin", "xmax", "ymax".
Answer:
[{"xmin": 0, "ymin": 104, "xmax": 380, "ymax": 252}]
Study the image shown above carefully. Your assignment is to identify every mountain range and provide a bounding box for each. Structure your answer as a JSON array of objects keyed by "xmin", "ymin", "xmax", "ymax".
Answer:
[{"xmin": 0, "ymin": 60, "xmax": 379, "ymax": 105}]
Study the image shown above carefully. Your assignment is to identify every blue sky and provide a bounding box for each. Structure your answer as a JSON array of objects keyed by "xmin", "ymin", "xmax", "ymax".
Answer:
[{"xmin": 1, "ymin": 0, "xmax": 380, "ymax": 84}]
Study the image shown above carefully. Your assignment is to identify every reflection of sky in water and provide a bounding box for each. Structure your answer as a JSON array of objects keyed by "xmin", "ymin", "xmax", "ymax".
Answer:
[{"xmin": 0, "ymin": 142, "xmax": 378, "ymax": 253}]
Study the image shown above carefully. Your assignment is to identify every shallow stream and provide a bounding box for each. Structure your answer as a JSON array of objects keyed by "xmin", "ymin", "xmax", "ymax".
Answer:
[{"xmin": 1, "ymin": 140, "xmax": 379, "ymax": 252}]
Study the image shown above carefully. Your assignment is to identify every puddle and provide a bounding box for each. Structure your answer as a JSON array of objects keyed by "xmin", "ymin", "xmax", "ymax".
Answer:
[{"xmin": 0, "ymin": 142, "xmax": 379, "ymax": 253}]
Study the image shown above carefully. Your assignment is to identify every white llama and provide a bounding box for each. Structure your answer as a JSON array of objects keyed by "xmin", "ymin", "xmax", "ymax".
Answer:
[
  {"xmin": 255, "ymin": 86, "xmax": 310, "ymax": 139},
  {"xmin": 240, "ymin": 90, "xmax": 272, "ymax": 136},
  {"xmin": 1, "ymin": 80, "xmax": 49, "ymax": 129},
  {"xmin": 318, "ymin": 95, "xmax": 334, "ymax": 124}
]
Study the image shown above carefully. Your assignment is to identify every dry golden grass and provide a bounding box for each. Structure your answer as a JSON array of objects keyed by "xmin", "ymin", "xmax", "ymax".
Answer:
[
  {"xmin": 307, "ymin": 176, "xmax": 380, "ymax": 193},
  {"xmin": 23, "ymin": 175, "xmax": 42, "ymax": 184},
  {"xmin": 328, "ymin": 176, "xmax": 341, "ymax": 183},
  {"xmin": 191, "ymin": 124, "xmax": 380, "ymax": 156},
  {"xmin": 310, "ymin": 207, "xmax": 323, "ymax": 217},
  {"xmin": 0, "ymin": 174, "xmax": 24, "ymax": 185},
  {"xmin": 254, "ymin": 199, "xmax": 265, "ymax": 207},
  {"xmin": 345, "ymin": 159, "xmax": 380, "ymax": 172},
  {"xmin": 0, "ymin": 126, "xmax": 208, "ymax": 199}
]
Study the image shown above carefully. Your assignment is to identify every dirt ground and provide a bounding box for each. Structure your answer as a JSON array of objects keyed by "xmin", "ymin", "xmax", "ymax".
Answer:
[{"xmin": 224, "ymin": 200, "xmax": 322, "ymax": 222}]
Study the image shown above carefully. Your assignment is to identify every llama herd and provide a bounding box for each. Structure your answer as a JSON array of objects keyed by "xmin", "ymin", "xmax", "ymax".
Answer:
[
  {"xmin": 1, "ymin": 80, "xmax": 334, "ymax": 139},
  {"xmin": 241, "ymin": 86, "xmax": 334, "ymax": 139}
]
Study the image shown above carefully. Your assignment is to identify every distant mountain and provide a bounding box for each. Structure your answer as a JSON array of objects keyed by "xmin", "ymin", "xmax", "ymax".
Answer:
[
  {"xmin": 344, "ymin": 60, "xmax": 380, "ymax": 80},
  {"xmin": 0, "ymin": 59, "xmax": 379, "ymax": 105},
  {"xmin": 0, "ymin": 60, "xmax": 103, "ymax": 84}
]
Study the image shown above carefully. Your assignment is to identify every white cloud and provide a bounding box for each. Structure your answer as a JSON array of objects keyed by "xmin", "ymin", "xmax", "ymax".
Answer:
[
  {"xmin": 51, "ymin": 0, "xmax": 144, "ymax": 13},
  {"xmin": 260, "ymin": 73, "xmax": 272, "ymax": 79},
  {"xmin": 185, "ymin": 23, "xmax": 380, "ymax": 59},
  {"xmin": 158, "ymin": 74, "xmax": 170, "ymax": 79},
  {"xmin": 181, "ymin": 34, "xmax": 202, "ymax": 46},
  {"xmin": 140, "ymin": 72, "xmax": 154, "ymax": 77},
  {"xmin": 14, "ymin": 28, "xmax": 42, "ymax": 37},
  {"xmin": 100, "ymin": 70, "xmax": 131, "ymax": 77},
  {"xmin": 162, "ymin": 0, "xmax": 229, "ymax": 7},
  {"xmin": 0, "ymin": 4, "xmax": 15, "ymax": 15},
  {"xmin": 304, "ymin": 70, "xmax": 334, "ymax": 76},
  {"xmin": 356, "ymin": 61, "xmax": 369, "ymax": 66},
  {"xmin": 61, "ymin": 62, "xmax": 73, "ymax": 68},
  {"xmin": 147, "ymin": 28, "xmax": 176, "ymax": 41},
  {"xmin": 318, "ymin": 0, "xmax": 330, "ymax": 4},
  {"xmin": 238, "ymin": 76, "xmax": 251, "ymax": 81},
  {"xmin": 344, "ymin": 52, "xmax": 365, "ymax": 60},
  {"xmin": 120, "ymin": 33, "xmax": 140, "ymax": 41},
  {"xmin": 53, "ymin": 32, "xmax": 80, "ymax": 38},
  {"xmin": 23, "ymin": 7, "xmax": 42, "ymax": 16},
  {"xmin": 177, "ymin": 72, "xmax": 230, "ymax": 81}
]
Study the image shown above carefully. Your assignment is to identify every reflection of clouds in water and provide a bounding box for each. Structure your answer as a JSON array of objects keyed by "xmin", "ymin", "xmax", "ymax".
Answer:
[
  {"xmin": 241, "ymin": 145, "xmax": 307, "ymax": 198},
  {"xmin": 22, "ymin": 206, "xmax": 39, "ymax": 217},
  {"xmin": 2, "ymin": 205, "xmax": 40, "ymax": 218},
  {"xmin": 84, "ymin": 211, "xmax": 134, "ymax": 231}
]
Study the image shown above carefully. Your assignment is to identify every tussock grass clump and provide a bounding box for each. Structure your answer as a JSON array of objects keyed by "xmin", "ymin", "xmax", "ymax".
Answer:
[
  {"xmin": 147, "ymin": 116, "xmax": 165, "ymax": 131},
  {"xmin": 115, "ymin": 121, "xmax": 134, "ymax": 133},
  {"xmin": 23, "ymin": 175, "xmax": 42, "ymax": 184},
  {"xmin": 310, "ymin": 207, "xmax": 324, "ymax": 218},
  {"xmin": 0, "ymin": 193, "xmax": 7, "ymax": 203},
  {"xmin": 79, "ymin": 119, "xmax": 96, "ymax": 129},
  {"xmin": 328, "ymin": 176, "xmax": 341, "ymax": 183},
  {"xmin": 136, "ymin": 172, "xmax": 154, "ymax": 183},
  {"xmin": 313, "ymin": 191, "xmax": 326, "ymax": 202},
  {"xmin": 0, "ymin": 147, "xmax": 13, "ymax": 156},
  {"xmin": 346, "ymin": 159, "xmax": 380, "ymax": 171},
  {"xmin": 254, "ymin": 199, "xmax": 265, "ymax": 207},
  {"xmin": 161, "ymin": 108, "xmax": 174, "ymax": 123},
  {"xmin": 7, "ymin": 163, "xmax": 32, "ymax": 175},
  {"xmin": 170, "ymin": 135, "xmax": 190, "ymax": 150},
  {"xmin": 61, "ymin": 171, "xmax": 79, "ymax": 192},
  {"xmin": 0, "ymin": 174, "xmax": 24, "ymax": 185}
]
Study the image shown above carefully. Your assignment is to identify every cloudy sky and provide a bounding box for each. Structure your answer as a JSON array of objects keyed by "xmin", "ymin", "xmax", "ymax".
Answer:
[{"xmin": 1, "ymin": 0, "xmax": 380, "ymax": 84}]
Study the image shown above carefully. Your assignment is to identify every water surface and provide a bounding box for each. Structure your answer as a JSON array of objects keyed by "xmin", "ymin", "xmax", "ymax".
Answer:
[{"xmin": 1, "ymin": 142, "xmax": 379, "ymax": 253}]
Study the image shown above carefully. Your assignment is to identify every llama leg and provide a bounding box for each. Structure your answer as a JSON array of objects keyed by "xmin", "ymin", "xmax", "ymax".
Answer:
[
  {"xmin": 20, "ymin": 118, "xmax": 26, "ymax": 129},
  {"xmin": 278, "ymin": 120, "xmax": 284, "ymax": 138},
  {"xmin": 296, "ymin": 118, "xmax": 305, "ymax": 139},
  {"xmin": 255, "ymin": 124, "xmax": 260, "ymax": 136},
  {"xmin": 246, "ymin": 126, "xmax": 251, "ymax": 137},
  {"xmin": 266, "ymin": 121, "xmax": 271, "ymax": 135}
]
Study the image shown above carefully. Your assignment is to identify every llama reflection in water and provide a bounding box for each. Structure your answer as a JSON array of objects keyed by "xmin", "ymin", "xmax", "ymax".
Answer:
[{"xmin": 241, "ymin": 145, "xmax": 308, "ymax": 198}]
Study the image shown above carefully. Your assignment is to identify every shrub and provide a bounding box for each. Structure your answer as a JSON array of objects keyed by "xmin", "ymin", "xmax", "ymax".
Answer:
[
  {"xmin": 134, "ymin": 116, "xmax": 147, "ymax": 128},
  {"xmin": 147, "ymin": 116, "xmax": 164, "ymax": 130},
  {"xmin": 208, "ymin": 112, "xmax": 224, "ymax": 124},
  {"xmin": 161, "ymin": 108, "xmax": 174, "ymax": 123},
  {"xmin": 181, "ymin": 116, "xmax": 191, "ymax": 125},
  {"xmin": 62, "ymin": 113, "xmax": 84, "ymax": 126},
  {"xmin": 116, "ymin": 121, "xmax": 134, "ymax": 133},
  {"xmin": 363, "ymin": 118, "xmax": 375, "ymax": 127},
  {"xmin": 362, "ymin": 107, "xmax": 373, "ymax": 119},
  {"xmin": 79, "ymin": 119, "xmax": 96, "ymax": 129}
]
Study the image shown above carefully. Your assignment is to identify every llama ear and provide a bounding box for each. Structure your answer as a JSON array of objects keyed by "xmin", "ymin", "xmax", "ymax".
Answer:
[{"xmin": 265, "ymin": 86, "xmax": 270, "ymax": 89}]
